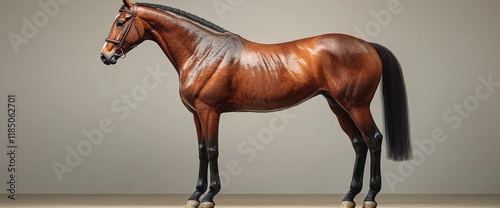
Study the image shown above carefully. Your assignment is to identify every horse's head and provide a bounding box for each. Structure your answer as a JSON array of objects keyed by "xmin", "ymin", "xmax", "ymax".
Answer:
[{"xmin": 101, "ymin": 0, "xmax": 146, "ymax": 65}]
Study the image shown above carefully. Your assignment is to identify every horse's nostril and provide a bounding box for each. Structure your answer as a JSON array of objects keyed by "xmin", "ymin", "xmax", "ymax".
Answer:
[{"xmin": 100, "ymin": 53, "xmax": 109, "ymax": 65}]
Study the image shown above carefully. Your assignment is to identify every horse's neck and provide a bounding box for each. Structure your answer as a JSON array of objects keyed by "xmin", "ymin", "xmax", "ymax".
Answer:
[{"xmin": 141, "ymin": 9, "xmax": 238, "ymax": 74}]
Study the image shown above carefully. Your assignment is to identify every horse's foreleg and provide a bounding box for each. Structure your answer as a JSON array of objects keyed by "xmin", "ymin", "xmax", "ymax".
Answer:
[
  {"xmin": 187, "ymin": 114, "xmax": 209, "ymax": 208},
  {"xmin": 196, "ymin": 105, "xmax": 222, "ymax": 208}
]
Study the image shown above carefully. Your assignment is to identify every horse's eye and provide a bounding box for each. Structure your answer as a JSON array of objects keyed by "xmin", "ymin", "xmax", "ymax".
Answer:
[{"xmin": 117, "ymin": 21, "xmax": 125, "ymax": 27}]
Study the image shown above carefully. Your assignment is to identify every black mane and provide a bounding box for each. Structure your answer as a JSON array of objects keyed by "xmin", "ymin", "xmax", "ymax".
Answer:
[{"xmin": 128, "ymin": 2, "xmax": 228, "ymax": 33}]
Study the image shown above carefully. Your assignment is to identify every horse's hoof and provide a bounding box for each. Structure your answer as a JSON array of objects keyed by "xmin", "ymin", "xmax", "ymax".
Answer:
[
  {"xmin": 362, "ymin": 201, "xmax": 377, "ymax": 208},
  {"xmin": 340, "ymin": 201, "xmax": 356, "ymax": 208},
  {"xmin": 185, "ymin": 200, "xmax": 200, "ymax": 208},
  {"xmin": 199, "ymin": 202, "xmax": 215, "ymax": 208}
]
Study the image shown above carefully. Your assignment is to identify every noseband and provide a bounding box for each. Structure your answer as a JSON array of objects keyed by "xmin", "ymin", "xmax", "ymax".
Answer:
[{"xmin": 105, "ymin": 5, "xmax": 141, "ymax": 58}]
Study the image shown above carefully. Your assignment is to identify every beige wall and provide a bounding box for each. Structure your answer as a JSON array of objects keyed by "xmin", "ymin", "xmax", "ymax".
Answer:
[{"xmin": 1, "ymin": 0, "xmax": 499, "ymax": 194}]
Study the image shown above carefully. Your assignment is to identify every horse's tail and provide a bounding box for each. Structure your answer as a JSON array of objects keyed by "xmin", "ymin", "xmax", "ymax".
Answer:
[{"xmin": 370, "ymin": 43, "xmax": 412, "ymax": 161}]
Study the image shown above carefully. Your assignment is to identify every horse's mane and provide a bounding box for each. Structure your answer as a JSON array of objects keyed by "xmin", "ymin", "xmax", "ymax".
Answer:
[{"xmin": 124, "ymin": 3, "xmax": 228, "ymax": 33}]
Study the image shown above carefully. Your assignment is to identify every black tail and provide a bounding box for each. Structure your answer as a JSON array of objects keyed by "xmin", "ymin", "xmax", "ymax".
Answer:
[{"xmin": 371, "ymin": 43, "xmax": 412, "ymax": 161}]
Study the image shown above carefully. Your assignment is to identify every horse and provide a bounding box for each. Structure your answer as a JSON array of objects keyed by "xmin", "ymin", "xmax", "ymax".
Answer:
[{"xmin": 100, "ymin": 1, "xmax": 411, "ymax": 208}]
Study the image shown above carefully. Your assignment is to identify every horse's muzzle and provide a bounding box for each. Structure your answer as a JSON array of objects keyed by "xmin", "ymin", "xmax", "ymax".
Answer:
[{"xmin": 100, "ymin": 52, "xmax": 118, "ymax": 65}]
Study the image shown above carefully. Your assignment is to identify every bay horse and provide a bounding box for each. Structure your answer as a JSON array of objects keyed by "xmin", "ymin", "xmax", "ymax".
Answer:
[{"xmin": 100, "ymin": 1, "xmax": 411, "ymax": 208}]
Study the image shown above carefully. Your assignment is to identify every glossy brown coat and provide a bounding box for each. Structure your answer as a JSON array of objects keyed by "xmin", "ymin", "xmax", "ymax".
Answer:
[{"xmin": 101, "ymin": 1, "xmax": 411, "ymax": 208}]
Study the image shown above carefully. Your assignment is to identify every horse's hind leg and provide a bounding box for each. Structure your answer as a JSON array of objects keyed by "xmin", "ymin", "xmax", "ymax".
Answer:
[
  {"xmin": 346, "ymin": 105, "xmax": 383, "ymax": 208},
  {"xmin": 327, "ymin": 98, "xmax": 368, "ymax": 208}
]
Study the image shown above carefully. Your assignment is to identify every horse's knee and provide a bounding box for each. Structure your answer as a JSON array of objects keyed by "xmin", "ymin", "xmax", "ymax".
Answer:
[
  {"xmin": 206, "ymin": 147, "xmax": 219, "ymax": 160},
  {"xmin": 198, "ymin": 144, "xmax": 207, "ymax": 159}
]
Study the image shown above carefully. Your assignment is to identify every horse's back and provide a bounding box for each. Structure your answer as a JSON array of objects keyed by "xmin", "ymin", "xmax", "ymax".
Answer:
[{"xmin": 224, "ymin": 34, "xmax": 381, "ymax": 112}]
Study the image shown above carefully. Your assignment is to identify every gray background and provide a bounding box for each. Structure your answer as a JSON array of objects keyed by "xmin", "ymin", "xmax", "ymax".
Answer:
[{"xmin": 1, "ymin": 0, "xmax": 499, "ymax": 194}]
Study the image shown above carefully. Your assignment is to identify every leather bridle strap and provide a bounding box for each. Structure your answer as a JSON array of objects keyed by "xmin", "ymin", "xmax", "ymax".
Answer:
[{"xmin": 105, "ymin": 5, "xmax": 140, "ymax": 58}]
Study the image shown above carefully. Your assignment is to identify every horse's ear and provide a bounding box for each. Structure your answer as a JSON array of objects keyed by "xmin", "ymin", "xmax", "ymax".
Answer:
[{"xmin": 123, "ymin": 0, "xmax": 133, "ymax": 8}]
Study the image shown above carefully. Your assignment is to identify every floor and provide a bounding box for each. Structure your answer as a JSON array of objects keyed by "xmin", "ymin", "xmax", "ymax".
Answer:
[{"xmin": 1, "ymin": 194, "xmax": 499, "ymax": 207}]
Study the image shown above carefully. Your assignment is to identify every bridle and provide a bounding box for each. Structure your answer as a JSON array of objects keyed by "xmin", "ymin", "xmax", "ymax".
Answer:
[{"xmin": 105, "ymin": 5, "xmax": 141, "ymax": 58}]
